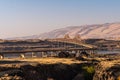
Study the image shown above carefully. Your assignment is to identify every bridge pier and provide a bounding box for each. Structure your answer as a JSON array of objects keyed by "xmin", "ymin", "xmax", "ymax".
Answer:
[
  {"xmin": 41, "ymin": 52, "xmax": 47, "ymax": 58},
  {"xmin": 91, "ymin": 50, "xmax": 96, "ymax": 57},
  {"xmin": 35, "ymin": 52, "xmax": 42, "ymax": 57},
  {"xmin": 31, "ymin": 52, "xmax": 36, "ymax": 58},
  {"xmin": 57, "ymin": 51, "xmax": 61, "ymax": 57},
  {"xmin": 20, "ymin": 53, "xmax": 25, "ymax": 59},
  {"xmin": 49, "ymin": 51, "xmax": 57, "ymax": 57},
  {"xmin": 90, "ymin": 50, "xmax": 94, "ymax": 54},
  {"xmin": 75, "ymin": 50, "xmax": 80, "ymax": 57}
]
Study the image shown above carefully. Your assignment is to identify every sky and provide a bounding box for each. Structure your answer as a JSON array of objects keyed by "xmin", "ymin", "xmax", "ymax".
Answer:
[{"xmin": 0, "ymin": 0, "xmax": 120, "ymax": 38}]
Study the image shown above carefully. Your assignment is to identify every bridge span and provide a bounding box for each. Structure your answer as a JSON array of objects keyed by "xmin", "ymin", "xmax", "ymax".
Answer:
[{"xmin": 0, "ymin": 35, "xmax": 97, "ymax": 59}]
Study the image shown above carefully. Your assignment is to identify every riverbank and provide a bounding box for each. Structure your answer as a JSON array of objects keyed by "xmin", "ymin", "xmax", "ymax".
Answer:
[
  {"xmin": 0, "ymin": 58, "xmax": 95, "ymax": 80},
  {"xmin": 0, "ymin": 54, "xmax": 120, "ymax": 80}
]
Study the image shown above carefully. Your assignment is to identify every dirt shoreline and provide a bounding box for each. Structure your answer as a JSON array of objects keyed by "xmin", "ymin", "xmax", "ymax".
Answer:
[{"xmin": 0, "ymin": 55, "xmax": 120, "ymax": 80}]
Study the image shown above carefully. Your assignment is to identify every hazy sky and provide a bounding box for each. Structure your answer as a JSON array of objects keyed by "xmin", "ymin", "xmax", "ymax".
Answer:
[{"xmin": 0, "ymin": 0, "xmax": 120, "ymax": 38}]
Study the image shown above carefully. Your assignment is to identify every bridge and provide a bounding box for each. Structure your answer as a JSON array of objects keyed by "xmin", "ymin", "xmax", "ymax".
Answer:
[
  {"xmin": 0, "ymin": 34, "xmax": 97, "ymax": 59},
  {"xmin": 48, "ymin": 39, "xmax": 96, "ymax": 48}
]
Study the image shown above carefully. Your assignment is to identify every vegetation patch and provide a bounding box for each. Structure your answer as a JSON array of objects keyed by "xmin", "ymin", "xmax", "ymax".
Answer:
[{"xmin": 82, "ymin": 66, "xmax": 95, "ymax": 80}]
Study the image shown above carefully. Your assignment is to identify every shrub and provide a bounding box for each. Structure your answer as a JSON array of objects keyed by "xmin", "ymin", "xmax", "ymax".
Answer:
[{"xmin": 82, "ymin": 66, "xmax": 95, "ymax": 80}]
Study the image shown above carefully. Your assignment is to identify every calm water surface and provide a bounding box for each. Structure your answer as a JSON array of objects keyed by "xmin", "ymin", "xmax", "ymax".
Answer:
[{"xmin": 3, "ymin": 50, "xmax": 120, "ymax": 58}]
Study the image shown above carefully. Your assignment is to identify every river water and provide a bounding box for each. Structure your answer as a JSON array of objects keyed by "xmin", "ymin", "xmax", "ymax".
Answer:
[
  {"xmin": 97, "ymin": 50, "xmax": 120, "ymax": 54},
  {"xmin": 3, "ymin": 50, "xmax": 120, "ymax": 58}
]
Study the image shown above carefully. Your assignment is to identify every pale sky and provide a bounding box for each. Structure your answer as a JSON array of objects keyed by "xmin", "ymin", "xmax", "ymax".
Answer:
[{"xmin": 0, "ymin": 0, "xmax": 120, "ymax": 38}]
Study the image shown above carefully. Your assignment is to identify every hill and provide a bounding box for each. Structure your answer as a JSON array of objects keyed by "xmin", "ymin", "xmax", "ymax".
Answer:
[{"xmin": 7, "ymin": 22, "xmax": 120, "ymax": 40}]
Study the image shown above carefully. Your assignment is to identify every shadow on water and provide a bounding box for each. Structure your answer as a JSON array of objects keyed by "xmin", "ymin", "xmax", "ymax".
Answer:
[{"xmin": 0, "ymin": 60, "xmax": 27, "ymax": 64}]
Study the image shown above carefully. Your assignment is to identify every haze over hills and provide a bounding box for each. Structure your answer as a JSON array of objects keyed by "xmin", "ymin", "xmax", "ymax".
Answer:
[{"xmin": 7, "ymin": 22, "xmax": 120, "ymax": 40}]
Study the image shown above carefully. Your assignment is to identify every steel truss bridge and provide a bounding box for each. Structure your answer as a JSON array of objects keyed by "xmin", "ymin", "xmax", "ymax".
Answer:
[{"xmin": 0, "ymin": 36, "xmax": 97, "ymax": 59}]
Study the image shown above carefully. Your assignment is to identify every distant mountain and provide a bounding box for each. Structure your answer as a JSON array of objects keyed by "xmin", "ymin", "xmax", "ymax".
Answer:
[{"xmin": 7, "ymin": 22, "xmax": 120, "ymax": 40}]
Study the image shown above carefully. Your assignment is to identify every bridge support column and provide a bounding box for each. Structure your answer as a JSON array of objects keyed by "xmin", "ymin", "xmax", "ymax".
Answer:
[
  {"xmin": 75, "ymin": 50, "xmax": 80, "ymax": 57},
  {"xmin": 77, "ymin": 50, "xmax": 80, "ymax": 53},
  {"xmin": 55, "ymin": 51, "xmax": 59, "ymax": 57},
  {"xmin": 37, "ymin": 52, "xmax": 42, "ymax": 57},
  {"xmin": 56, "ymin": 51, "xmax": 61, "ymax": 57},
  {"xmin": 91, "ymin": 50, "xmax": 96, "ymax": 57},
  {"xmin": 20, "ymin": 54, "xmax": 25, "ymax": 59},
  {"xmin": 41, "ymin": 52, "xmax": 47, "ymax": 58},
  {"xmin": 41, "ymin": 52, "xmax": 44, "ymax": 57},
  {"xmin": 0, "ymin": 54, "xmax": 4, "ymax": 59},
  {"xmin": 50, "ymin": 51, "xmax": 56, "ymax": 57},
  {"xmin": 32, "ymin": 52, "xmax": 36, "ymax": 58}
]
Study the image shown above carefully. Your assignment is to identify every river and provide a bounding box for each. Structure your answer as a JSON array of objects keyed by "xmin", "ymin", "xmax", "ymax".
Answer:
[{"xmin": 3, "ymin": 50, "xmax": 120, "ymax": 58}]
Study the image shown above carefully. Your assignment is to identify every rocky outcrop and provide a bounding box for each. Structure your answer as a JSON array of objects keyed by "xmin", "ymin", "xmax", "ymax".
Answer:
[
  {"xmin": 0, "ymin": 54, "xmax": 120, "ymax": 80},
  {"xmin": 93, "ymin": 60, "xmax": 120, "ymax": 80},
  {"xmin": 0, "ymin": 62, "xmax": 95, "ymax": 80}
]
